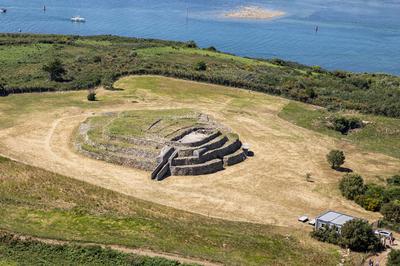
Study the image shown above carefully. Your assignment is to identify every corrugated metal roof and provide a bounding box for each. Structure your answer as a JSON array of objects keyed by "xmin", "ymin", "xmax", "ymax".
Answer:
[{"xmin": 316, "ymin": 211, "xmax": 354, "ymax": 226}]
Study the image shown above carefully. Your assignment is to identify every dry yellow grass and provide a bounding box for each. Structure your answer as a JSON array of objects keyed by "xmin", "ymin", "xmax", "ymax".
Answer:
[{"xmin": 0, "ymin": 76, "xmax": 399, "ymax": 230}]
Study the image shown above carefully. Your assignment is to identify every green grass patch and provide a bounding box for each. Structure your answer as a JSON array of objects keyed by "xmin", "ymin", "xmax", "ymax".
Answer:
[
  {"xmin": 0, "ymin": 231, "xmax": 191, "ymax": 266},
  {"xmin": 279, "ymin": 102, "xmax": 400, "ymax": 159},
  {"xmin": 0, "ymin": 155, "xmax": 340, "ymax": 265}
]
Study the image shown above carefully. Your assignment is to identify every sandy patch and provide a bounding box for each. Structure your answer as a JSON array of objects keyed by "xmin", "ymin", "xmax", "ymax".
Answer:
[{"xmin": 225, "ymin": 6, "xmax": 285, "ymax": 20}]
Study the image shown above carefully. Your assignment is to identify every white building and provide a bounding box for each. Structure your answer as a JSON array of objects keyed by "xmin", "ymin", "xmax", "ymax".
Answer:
[{"xmin": 315, "ymin": 210, "xmax": 354, "ymax": 232}]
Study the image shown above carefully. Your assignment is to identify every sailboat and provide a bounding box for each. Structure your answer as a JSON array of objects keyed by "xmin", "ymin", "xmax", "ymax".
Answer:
[
  {"xmin": 70, "ymin": 3, "xmax": 85, "ymax": 22},
  {"xmin": 0, "ymin": 8, "xmax": 7, "ymax": 13},
  {"xmin": 70, "ymin": 15, "xmax": 85, "ymax": 22}
]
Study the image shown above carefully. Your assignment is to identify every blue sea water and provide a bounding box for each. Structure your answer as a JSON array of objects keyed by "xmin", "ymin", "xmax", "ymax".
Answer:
[{"xmin": 0, "ymin": 0, "xmax": 399, "ymax": 75}]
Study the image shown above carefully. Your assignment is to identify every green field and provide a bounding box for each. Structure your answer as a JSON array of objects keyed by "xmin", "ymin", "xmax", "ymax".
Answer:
[
  {"xmin": 1, "ymin": 33, "xmax": 400, "ymax": 118},
  {"xmin": 0, "ymin": 231, "xmax": 191, "ymax": 266},
  {"xmin": 1, "ymin": 33, "xmax": 399, "ymax": 265},
  {"xmin": 279, "ymin": 102, "xmax": 400, "ymax": 159},
  {"xmin": 0, "ymin": 156, "xmax": 342, "ymax": 265}
]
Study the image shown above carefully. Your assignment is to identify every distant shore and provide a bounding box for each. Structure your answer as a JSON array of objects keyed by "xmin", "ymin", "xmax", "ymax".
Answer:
[{"xmin": 224, "ymin": 6, "xmax": 285, "ymax": 20}]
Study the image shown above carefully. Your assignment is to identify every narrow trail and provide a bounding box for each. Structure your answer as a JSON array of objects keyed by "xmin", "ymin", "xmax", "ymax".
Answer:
[{"xmin": 3, "ymin": 231, "xmax": 221, "ymax": 266}]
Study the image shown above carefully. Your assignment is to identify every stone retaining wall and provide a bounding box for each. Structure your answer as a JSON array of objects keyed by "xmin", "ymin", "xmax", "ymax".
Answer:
[
  {"xmin": 151, "ymin": 146, "xmax": 175, "ymax": 179},
  {"xmin": 223, "ymin": 150, "xmax": 247, "ymax": 166},
  {"xmin": 78, "ymin": 147, "xmax": 156, "ymax": 171},
  {"xmin": 200, "ymin": 139, "xmax": 242, "ymax": 162},
  {"xmin": 171, "ymin": 159, "xmax": 224, "ymax": 176},
  {"xmin": 178, "ymin": 135, "xmax": 228, "ymax": 157}
]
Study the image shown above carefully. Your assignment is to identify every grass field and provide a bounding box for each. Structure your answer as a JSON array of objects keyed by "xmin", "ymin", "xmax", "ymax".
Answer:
[
  {"xmin": 1, "ymin": 75, "xmax": 400, "ymax": 265},
  {"xmin": 0, "ymin": 231, "xmax": 191, "ymax": 266},
  {"xmin": 279, "ymin": 102, "xmax": 400, "ymax": 159},
  {"xmin": 1, "ymin": 34, "xmax": 400, "ymax": 118},
  {"xmin": 0, "ymin": 156, "xmax": 341, "ymax": 265}
]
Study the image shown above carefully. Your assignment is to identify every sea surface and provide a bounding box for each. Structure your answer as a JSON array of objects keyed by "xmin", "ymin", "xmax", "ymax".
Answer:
[{"xmin": 0, "ymin": 0, "xmax": 399, "ymax": 75}]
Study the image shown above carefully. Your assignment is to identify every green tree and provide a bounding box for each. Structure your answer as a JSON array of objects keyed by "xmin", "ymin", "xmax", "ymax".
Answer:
[
  {"xmin": 87, "ymin": 90, "xmax": 96, "ymax": 101},
  {"xmin": 310, "ymin": 226, "xmax": 340, "ymax": 245},
  {"xmin": 326, "ymin": 150, "xmax": 345, "ymax": 169},
  {"xmin": 383, "ymin": 186, "xmax": 400, "ymax": 202},
  {"xmin": 340, "ymin": 219, "xmax": 382, "ymax": 252},
  {"xmin": 387, "ymin": 175, "xmax": 400, "ymax": 186},
  {"xmin": 388, "ymin": 249, "xmax": 400, "ymax": 266},
  {"xmin": 195, "ymin": 61, "xmax": 207, "ymax": 71},
  {"xmin": 339, "ymin": 173, "xmax": 365, "ymax": 200},
  {"xmin": 354, "ymin": 184, "xmax": 385, "ymax": 211},
  {"xmin": 186, "ymin": 40, "xmax": 197, "ymax": 48},
  {"xmin": 0, "ymin": 82, "xmax": 8, "ymax": 97},
  {"xmin": 381, "ymin": 201, "xmax": 400, "ymax": 223},
  {"xmin": 42, "ymin": 59, "xmax": 66, "ymax": 81}
]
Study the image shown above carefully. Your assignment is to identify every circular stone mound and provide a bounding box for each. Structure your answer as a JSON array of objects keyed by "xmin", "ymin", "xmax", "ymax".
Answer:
[{"xmin": 75, "ymin": 109, "xmax": 247, "ymax": 180}]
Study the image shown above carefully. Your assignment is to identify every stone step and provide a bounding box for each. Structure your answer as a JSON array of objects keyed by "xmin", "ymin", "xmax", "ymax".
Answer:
[
  {"xmin": 223, "ymin": 149, "xmax": 247, "ymax": 167},
  {"xmin": 171, "ymin": 138, "xmax": 241, "ymax": 166},
  {"xmin": 170, "ymin": 159, "xmax": 224, "ymax": 176},
  {"xmin": 178, "ymin": 134, "xmax": 228, "ymax": 157},
  {"xmin": 151, "ymin": 146, "xmax": 175, "ymax": 180}
]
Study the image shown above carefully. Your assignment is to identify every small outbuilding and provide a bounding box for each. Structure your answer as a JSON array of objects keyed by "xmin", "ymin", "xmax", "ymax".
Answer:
[{"xmin": 315, "ymin": 210, "xmax": 354, "ymax": 232}]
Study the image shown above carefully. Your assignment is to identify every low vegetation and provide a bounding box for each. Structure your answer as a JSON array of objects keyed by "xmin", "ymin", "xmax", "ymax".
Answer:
[
  {"xmin": 1, "ymin": 34, "xmax": 400, "ymax": 119},
  {"xmin": 325, "ymin": 115, "xmax": 363, "ymax": 135},
  {"xmin": 279, "ymin": 102, "xmax": 400, "ymax": 159},
  {"xmin": 0, "ymin": 155, "xmax": 340, "ymax": 265},
  {"xmin": 0, "ymin": 231, "xmax": 190, "ymax": 266},
  {"xmin": 87, "ymin": 89, "xmax": 96, "ymax": 101},
  {"xmin": 339, "ymin": 173, "xmax": 400, "ymax": 230},
  {"xmin": 388, "ymin": 249, "xmax": 400, "ymax": 266},
  {"xmin": 311, "ymin": 219, "xmax": 382, "ymax": 252}
]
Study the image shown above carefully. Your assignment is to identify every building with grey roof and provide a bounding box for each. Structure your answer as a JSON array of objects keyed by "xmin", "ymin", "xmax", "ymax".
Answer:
[{"xmin": 315, "ymin": 210, "xmax": 355, "ymax": 232}]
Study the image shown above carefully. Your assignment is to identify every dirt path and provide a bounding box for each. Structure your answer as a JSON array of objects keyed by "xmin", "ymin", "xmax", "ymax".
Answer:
[
  {"xmin": 4, "ymin": 231, "xmax": 220, "ymax": 266},
  {"xmin": 1, "ymin": 76, "xmax": 399, "ymax": 229}
]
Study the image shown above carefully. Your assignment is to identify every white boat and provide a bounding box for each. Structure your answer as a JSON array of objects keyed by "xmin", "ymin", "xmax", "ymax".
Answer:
[
  {"xmin": 70, "ymin": 16, "xmax": 85, "ymax": 22},
  {"xmin": 0, "ymin": 8, "xmax": 7, "ymax": 13}
]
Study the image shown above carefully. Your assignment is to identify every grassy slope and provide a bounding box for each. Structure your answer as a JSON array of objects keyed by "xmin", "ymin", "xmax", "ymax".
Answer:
[
  {"xmin": 278, "ymin": 102, "xmax": 400, "ymax": 159},
  {"xmin": 1, "ymin": 34, "xmax": 400, "ymax": 118},
  {"xmin": 0, "ymin": 232, "xmax": 191, "ymax": 266},
  {"xmin": 0, "ymin": 156, "xmax": 341, "ymax": 265}
]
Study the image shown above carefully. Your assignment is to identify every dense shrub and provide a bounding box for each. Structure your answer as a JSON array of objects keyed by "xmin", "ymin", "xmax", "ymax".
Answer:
[
  {"xmin": 327, "ymin": 150, "xmax": 345, "ymax": 169},
  {"xmin": 383, "ymin": 187, "xmax": 400, "ymax": 202},
  {"xmin": 0, "ymin": 83, "xmax": 9, "ymax": 97},
  {"xmin": 206, "ymin": 46, "xmax": 217, "ymax": 52},
  {"xmin": 354, "ymin": 184, "xmax": 385, "ymax": 211},
  {"xmin": 185, "ymin": 40, "xmax": 197, "ymax": 48},
  {"xmin": 87, "ymin": 90, "xmax": 96, "ymax": 101},
  {"xmin": 381, "ymin": 201, "xmax": 400, "ymax": 224},
  {"xmin": 310, "ymin": 226, "xmax": 341, "ymax": 245},
  {"xmin": 194, "ymin": 61, "xmax": 207, "ymax": 71},
  {"xmin": 388, "ymin": 249, "xmax": 400, "ymax": 266},
  {"xmin": 339, "ymin": 173, "xmax": 365, "ymax": 200},
  {"xmin": 340, "ymin": 219, "xmax": 382, "ymax": 252},
  {"xmin": 42, "ymin": 59, "xmax": 66, "ymax": 82},
  {"xmin": 326, "ymin": 116, "xmax": 363, "ymax": 134},
  {"xmin": 311, "ymin": 220, "xmax": 382, "ymax": 252},
  {"xmin": 387, "ymin": 175, "xmax": 400, "ymax": 186}
]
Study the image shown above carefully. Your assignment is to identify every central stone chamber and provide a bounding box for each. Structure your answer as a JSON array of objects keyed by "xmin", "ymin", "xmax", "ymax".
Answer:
[{"xmin": 75, "ymin": 108, "xmax": 247, "ymax": 181}]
